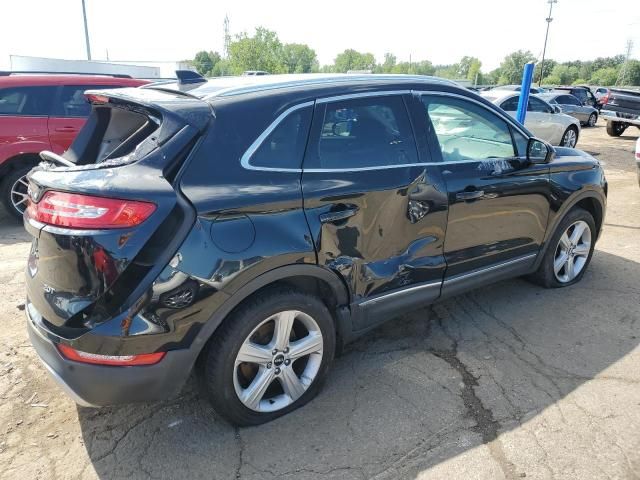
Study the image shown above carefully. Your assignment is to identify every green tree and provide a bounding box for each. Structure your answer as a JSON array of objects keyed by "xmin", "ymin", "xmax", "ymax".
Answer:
[
  {"xmin": 193, "ymin": 50, "xmax": 214, "ymax": 75},
  {"xmin": 534, "ymin": 59, "xmax": 556, "ymax": 83},
  {"xmin": 228, "ymin": 27, "xmax": 286, "ymax": 74},
  {"xmin": 379, "ymin": 53, "xmax": 397, "ymax": 73},
  {"xmin": 466, "ymin": 58, "xmax": 482, "ymax": 83},
  {"xmin": 590, "ymin": 67, "xmax": 618, "ymax": 86},
  {"xmin": 498, "ymin": 50, "xmax": 537, "ymax": 84},
  {"xmin": 333, "ymin": 49, "xmax": 376, "ymax": 72},
  {"xmin": 280, "ymin": 43, "xmax": 319, "ymax": 73}
]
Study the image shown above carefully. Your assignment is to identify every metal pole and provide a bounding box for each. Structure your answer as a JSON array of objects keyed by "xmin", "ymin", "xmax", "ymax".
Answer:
[
  {"xmin": 81, "ymin": 0, "xmax": 92, "ymax": 60},
  {"xmin": 516, "ymin": 62, "xmax": 535, "ymax": 124},
  {"xmin": 538, "ymin": 0, "xmax": 557, "ymax": 86}
]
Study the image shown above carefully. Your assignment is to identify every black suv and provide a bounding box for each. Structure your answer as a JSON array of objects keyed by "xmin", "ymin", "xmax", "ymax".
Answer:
[{"xmin": 24, "ymin": 74, "xmax": 607, "ymax": 426}]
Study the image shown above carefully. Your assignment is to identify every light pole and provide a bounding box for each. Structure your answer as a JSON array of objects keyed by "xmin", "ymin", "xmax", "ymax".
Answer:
[
  {"xmin": 538, "ymin": 0, "xmax": 557, "ymax": 86},
  {"xmin": 81, "ymin": 0, "xmax": 92, "ymax": 60}
]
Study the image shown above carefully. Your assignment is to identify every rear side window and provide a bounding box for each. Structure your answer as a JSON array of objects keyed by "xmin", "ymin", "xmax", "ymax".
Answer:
[
  {"xmin": 559, "ymin": 95, "xmax": 580, "ymax": 106},
  {"xmin": 528, "ymin": 97, "xmax": 552, "ymax": 113},
  {"xmin": 248, "ymin": 106, "xmax": 312, "ymax": 169},
  {"xmin": 307, "ymin": 95, "xmax": 418, "ymax": 169},
  {"xmin": 0, "ymin": 86, "xmax": 55, "ymax": 116},
  {"xmin": 53, "ymin": 85, "xmax": 114, "ymax": 118},
  {"xmin": 500, "ymin": 96, "xmax": 519, "ymax": 111}
]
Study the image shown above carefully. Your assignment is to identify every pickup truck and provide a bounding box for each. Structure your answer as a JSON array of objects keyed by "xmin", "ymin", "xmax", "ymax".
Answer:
[{"xmin": 600, "ymin": 88, "xmax": 640, "ymax": 137}]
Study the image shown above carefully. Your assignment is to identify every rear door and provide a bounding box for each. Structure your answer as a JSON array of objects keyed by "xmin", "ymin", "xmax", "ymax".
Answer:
[
  {"xmin": 48, "ymin": 84, "xmax": 113, "ymax": 154},
  {"xmin": 301, "ymin": 92, "xmax": 448, "ymax": 330},
  {"xmin": 419, "ymin": 93, "xmax": 550, "ymax": 294}
]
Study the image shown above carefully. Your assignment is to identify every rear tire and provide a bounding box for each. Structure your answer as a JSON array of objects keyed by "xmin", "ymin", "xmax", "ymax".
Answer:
[
  {"xmin": 529, "ymin": 208, "xmax": 596, "ymax": 288},
  {"xmin": 560, "ymin": 126, "xmax": 579, "ymax": 147},
  {"xmin": 606, "ymin": 121, "xmax": 626, "ymax": 137},
  {"xmin": 200, "ymin": 287, "xmax": 336, "ymax": 426},
  {"xmin": 0, "ymin": 165, "xmax": 34, "ymax": 220},
  {"xmin": 587, "ymin": 113, "xmax": 597, "ymax": 127}
]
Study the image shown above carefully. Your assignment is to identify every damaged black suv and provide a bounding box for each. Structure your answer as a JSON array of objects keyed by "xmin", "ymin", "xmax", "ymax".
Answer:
[{"xmin": 25, "ymin": 74, "xmax": 607, "ymax": 426}]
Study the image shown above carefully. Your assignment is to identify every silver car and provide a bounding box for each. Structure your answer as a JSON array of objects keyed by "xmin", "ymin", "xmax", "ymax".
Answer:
[{"xmin": 538, "ymin": 93, "xmax": 599, "ymax": 127}]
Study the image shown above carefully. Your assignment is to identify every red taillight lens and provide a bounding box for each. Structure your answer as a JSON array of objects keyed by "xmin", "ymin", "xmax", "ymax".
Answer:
[
  {"xmin": 26, "ymin": 191, "xmax": 155, "ymax": 229},
  {"xmin": 57, "ymin": 344, "xmax": 165, "ymax": 366}
]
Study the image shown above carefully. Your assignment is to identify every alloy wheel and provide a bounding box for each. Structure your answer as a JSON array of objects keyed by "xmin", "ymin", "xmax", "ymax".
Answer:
[
  {"xmin": 10, "ymin": 175, "xmax": 30, "ymax": 215},
  {"xmin": 233, "ymin": 310, "xmax": 323, "ymax": 412},
  {"xmin": 562, "ymin": 128, "xmax": 577, "ymax": 148},
  {"xmin": 588, "ymin": 113, "xmax": 597, "ymax": 127},
  {"xmin": 553, "ymin": 220, "xmax": 591, "ymax": 283}
]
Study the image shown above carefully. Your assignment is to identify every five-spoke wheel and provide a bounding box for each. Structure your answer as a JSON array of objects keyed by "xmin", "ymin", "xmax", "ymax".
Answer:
[
  {"xmin": 553, "ymin": 220, "xmax": 591, "ymax": 283},
  {"xmin": 200, "ymin": 288, "xmax": 335, "ymax": 426}
]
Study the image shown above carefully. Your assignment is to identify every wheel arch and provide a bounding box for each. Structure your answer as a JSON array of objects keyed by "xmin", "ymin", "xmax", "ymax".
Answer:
[
  {"xmin": 0, "ymin": 152, "xmax": 41, "ymax": 178},
  {"xmin": 535, "ymin": 189, "xmax": 605, "ymax": 269},
  {"xmin": 190, "ymin": 264, "xmax": 352, "ymax": 364}
]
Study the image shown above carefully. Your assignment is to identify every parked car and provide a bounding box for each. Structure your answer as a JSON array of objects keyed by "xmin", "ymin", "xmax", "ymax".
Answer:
[
  {"xmin": 636, "ymin": 137, "xmax": 640, "ymax": 186},
  {"xmin": 538, "ymin": 92, "xmax": 599, "ymax": 127},
  {"xmin": 600, "ymin": 88, "xmax": 640, "ymax": 137},
  {"xmin": 594, "ymin": 87, "xmax": 610, "ymax": 106},
  {"xmin": 0, "ymin": 72, "xmax": 148, "ymax": 219},
  {"xmin": 482, "ymin": 90, "xmax": 581, "ymax": 147},
  {"xmin": 24, "ymin": 74, "xmax": 606, "ymax": 426},
  {"xmin": 494, "ymin": 84, "xmax": 546, "ymax": 94},
  {"xmin": 553, "ymin": 86, "xmax": 598, "ymax": 108}
]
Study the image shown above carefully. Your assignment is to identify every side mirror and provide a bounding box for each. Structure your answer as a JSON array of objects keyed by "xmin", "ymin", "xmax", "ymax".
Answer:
[
  {"xmin": 527, "ymin": 138, "xmax": 554, "ymax": 164},
  {"xmin": 554, "ymin": 105, "xmax": 562, "ymax": 114}
]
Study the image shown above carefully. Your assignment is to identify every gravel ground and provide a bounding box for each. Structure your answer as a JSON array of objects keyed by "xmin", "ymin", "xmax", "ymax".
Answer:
[{"xmin": 0, "ymin": 121, "xmax": 638, "ymax": 480}]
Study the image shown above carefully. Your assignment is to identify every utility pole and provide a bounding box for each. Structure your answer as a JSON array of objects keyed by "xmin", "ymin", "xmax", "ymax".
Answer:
[
  {"xmin": 223, "ymin": 15, "xmax": 230, "ymax": 59},
  {"xmin": 81, "ymin": 0, "xmax": 92, "ymax": 60},
  {"xmin": 537, "ymin": 0, "xmax": 557, "ymax": 86},
  {"xmin": 616, "ymin": 39, "xmax": 633, "ymax": 86}
]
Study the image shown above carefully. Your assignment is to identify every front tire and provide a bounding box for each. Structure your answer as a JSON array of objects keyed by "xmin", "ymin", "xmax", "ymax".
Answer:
[
  {"xmin": 0, "ymin": 165, "xmax": 34, "ymax": 220},
  {"xmin": 200, "ymin": 287, "xmax": 336, "ymax": 426},
  {"xmin": 560, "ymin": 126, "xmax": 579, "ymax": 147},
  {"xmin": 529, "ymin": 208, "xmax": 596, "ymax": 288}
]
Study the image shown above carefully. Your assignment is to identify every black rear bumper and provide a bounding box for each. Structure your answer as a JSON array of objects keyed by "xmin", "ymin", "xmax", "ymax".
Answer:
[{"xmin": 27, "ymin": 302, "xmax": 195, "ymax": 407}]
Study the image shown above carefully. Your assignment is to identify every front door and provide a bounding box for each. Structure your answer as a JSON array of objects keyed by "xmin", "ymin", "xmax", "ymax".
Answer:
[
  {"xmin": 301, "ymin": 93, "xmax": 448, "ymax": 330},
  {"xmin": 419, "ymin": 93, "xmax": 551, "ymax": 294}
]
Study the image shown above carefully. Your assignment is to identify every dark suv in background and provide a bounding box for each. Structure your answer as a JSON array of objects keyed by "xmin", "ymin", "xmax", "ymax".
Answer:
[
  {"xmin": 24, "ymin": 74, "xmax": 607, "ymax": 426},
  {"xmin": 0, "ymin": 72, "xmax": 147, "ymax": 218}
]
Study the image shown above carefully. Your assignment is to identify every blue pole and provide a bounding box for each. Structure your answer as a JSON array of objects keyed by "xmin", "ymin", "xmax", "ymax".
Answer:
[{"xmin": 515, "ymin": 61, "xmax": 535, "ymax": 124}]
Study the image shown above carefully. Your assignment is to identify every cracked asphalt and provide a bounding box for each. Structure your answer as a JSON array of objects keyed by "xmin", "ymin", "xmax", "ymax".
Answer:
[{"xmin": 1, "ymin": 122, "xmax": 639, "ymax": 479}]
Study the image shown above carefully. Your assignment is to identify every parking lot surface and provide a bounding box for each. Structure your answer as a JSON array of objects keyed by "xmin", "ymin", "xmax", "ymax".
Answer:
[{"xmin": 0, "ymin": 123, "xmax": 638, "ymax": 480}]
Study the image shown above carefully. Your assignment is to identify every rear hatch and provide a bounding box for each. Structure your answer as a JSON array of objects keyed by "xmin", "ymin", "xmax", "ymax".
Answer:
[{"xmin": 24, "ymin": 87, "xmax": 211, "ymax": 332}]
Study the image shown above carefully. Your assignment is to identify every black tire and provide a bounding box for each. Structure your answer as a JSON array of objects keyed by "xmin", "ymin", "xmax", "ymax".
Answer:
[
  {"xmin": 560, "ymin": 125, "xmax": 579, "ymax": 147},
  {"xmin": 606, "ymin": 121, "xmax": 626, "ymax": 137},
  {"xmin": 200, "ymin": 286, "xmax": 336, "ymax": 426},
  {"xmin": 587, "ymin": 113, "xmax": 597, "ymax": 127},
  {"xmin": 529, "ymin": 208, "xmax": 596, "ymax": 289},
  {"xmin": 0, "ymin": 165, "xmax": 34, "ymax": 220}
]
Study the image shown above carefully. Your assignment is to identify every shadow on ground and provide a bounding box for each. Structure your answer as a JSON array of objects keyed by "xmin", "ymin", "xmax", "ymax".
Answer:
[
  {"xmin": 0, "ymin": 207, "xmax": 30, "ymax": 245},
  {"xmin": 77, "ymin": 249, "xmax": 639, "ymax": 479}
]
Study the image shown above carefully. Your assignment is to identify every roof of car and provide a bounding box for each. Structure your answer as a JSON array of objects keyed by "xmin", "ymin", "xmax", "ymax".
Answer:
[
  {"xmin": 146, "ymin": 73, "xmax": 458, "ymax": 100},
  {"xmin": 0, "ymin": 74, "xmax": 148, "ymax": 87},
  {"xmin": 480, "ymin": 90, "xmax": 519, "ymax": 101}
]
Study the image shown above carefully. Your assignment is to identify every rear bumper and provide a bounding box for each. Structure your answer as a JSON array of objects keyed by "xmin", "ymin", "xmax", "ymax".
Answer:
[
  {"xmin": 601, "ymin": 110, "xmax": 640, "ymax": 126},
  {"xmin": 27, "ymin": 302, "xmax": 196, "ymax": 407}
]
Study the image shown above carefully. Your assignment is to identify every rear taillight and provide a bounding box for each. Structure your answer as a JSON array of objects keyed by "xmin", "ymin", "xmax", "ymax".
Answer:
[
  {"xmin": 26, "ymin": 191, "xmax": 155, "ymax": 229},
  {"xmin": 57, "ymin": 344, "xmax": 165, "ymax": 366}
]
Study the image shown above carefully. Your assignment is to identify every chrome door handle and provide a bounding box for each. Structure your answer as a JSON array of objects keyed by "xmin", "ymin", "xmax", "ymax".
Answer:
[
  {"xmin": 319, "ymin": 206, "xmax": 359, "ymax": 224},
  {"xmin": 456, "ymin": 190, "xmax": 485, "ymax": 201}
]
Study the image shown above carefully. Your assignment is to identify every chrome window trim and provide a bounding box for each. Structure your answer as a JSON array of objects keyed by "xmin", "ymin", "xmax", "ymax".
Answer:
[
  {"xmin": 240, "ymin": 101, "xmax": 314, "ymax": 172},
  {"xmin": 240, "ymin": 89, "xmax": 534, "ymax": 173},
  {"xmin": 414, "ymin": 89, "xmax": 531, "ymax": 139}
]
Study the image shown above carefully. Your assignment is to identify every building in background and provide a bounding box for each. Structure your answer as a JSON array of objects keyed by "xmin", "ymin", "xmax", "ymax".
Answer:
[{"xmin": 8, "ymin": 55, "xmax": 194, "ymax": 79}]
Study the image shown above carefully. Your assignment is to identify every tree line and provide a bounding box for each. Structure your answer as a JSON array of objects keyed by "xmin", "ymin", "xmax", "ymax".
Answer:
[{"xmin": 190, "ymin": 27, "xmax": 640, "ymax": 86}]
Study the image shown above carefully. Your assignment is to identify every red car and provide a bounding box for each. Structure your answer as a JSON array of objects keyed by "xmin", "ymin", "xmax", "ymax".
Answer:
[{"xmin": 0, "ymin": 73, "xmax": 148, "ymax": 219}]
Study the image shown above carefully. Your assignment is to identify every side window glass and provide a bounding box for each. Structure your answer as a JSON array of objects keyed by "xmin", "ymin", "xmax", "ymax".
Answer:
[
  {"xmin": 529, "ymin": 97, "xmax": 551, "ymax": 113},
  {"xmin": 53, "ymin": 85, "xmax": 112, "ymax": 117},
  {"xmin": 249, "ymin": 106, "xmax": 312, "ymax": 169},
  {"xmin": 312, "ymin": 95, "xmax": 418, "ymax": 169},
  {"xmin": 0, "ymin": 86, "xmax": 55, "ymax": 116},
  {"xmin": 422, "ymin": 96, "xmax": 515, "ymax": 162},
  {"xmin": 567, "ymin": 95, "xmax": 581, "ymax": 106},
  {"xmin": 500, "ymin": 96, "xmax": 519, "ymax": 111}
]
